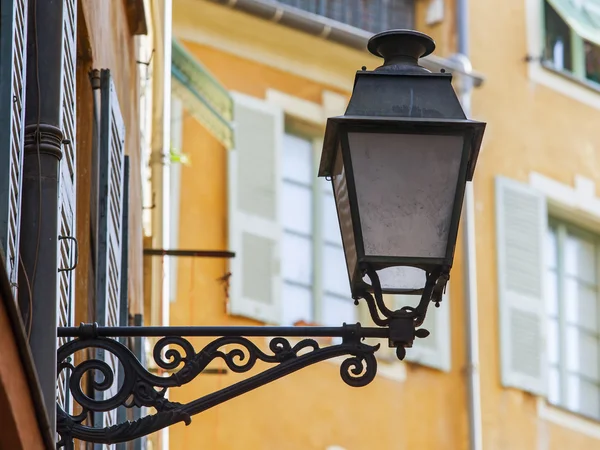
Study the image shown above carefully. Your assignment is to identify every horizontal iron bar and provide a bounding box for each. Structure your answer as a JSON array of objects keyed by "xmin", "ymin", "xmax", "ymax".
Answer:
[
  {"xmin": 143, "ymin": 249, "xmax": 236, "ymax": 258},
  {"xmin": 57, "ymin": 325, "xmax": 390, "ymax": 339}
]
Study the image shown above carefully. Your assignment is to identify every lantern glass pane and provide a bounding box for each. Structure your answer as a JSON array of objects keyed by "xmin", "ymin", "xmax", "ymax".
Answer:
[
  {"xmin": 363, "ymin": 266, "xmax": 427, "ymax": 293},
  {"xmin": 347, "ymin": 132, "xmax": 464, "ymax": 260},
  {"xmin": 331, "ymin": 142, "xmax": 357, "ymax": 283}
]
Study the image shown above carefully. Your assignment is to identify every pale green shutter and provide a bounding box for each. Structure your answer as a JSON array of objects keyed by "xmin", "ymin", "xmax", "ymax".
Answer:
[
  {"xmin": 228, "ymin": 92, "xmax": 283, "ymax": 323},
  {"xmin": 0, "ymin": 0, "xmax": 28, "ymax": 297},
  {"xmin": 404, "ymin": 289, "xmax": 451, "ymax": 372},
  {"xmin": 496, "ymin": 176, "xmax": 547, "ymax": 395}
]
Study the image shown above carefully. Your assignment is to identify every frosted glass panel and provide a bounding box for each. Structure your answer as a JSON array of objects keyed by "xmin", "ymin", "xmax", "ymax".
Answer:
[
  {"xmin": 323, "ymin": 244, "xmax": 351, "ymax": 297},
  {"xmin": 548, "ymin": 318, "xmax": 559, "ymax": 365},
  {"xmin": 348, "ymin": 132, "xmax": 464, "ymax": 259},
  {"xmin": 331, "ymin": 144, "xmax": 357, "ymax": 282},
  {"xmin": 565, "ymin": 279, "xmax": 598, "ymax": 332},
  {"xmin": 566, "ymin": 326, "xmax": 599, "ymax": 381},
  {"xmin": 282, "ymin": 233, "xmax": 312, "ymax": 285},
  {"xmin": 363, "ymin": 266, "xmax": 427, "ymax": 293},
  {"xmin": 282, "ymin": 182, "xmax": 312, "ymax": 234},
  {"xmin": 548, "ymin": 366, "xmax": 561, "ymax": 405},
  {"xmin": 283, "ymin": 133, "xmax": 313, "ymax": 184},
  {"xmin": 547, "ymin": 228, "xmax": 557, "ymax": 269},
  {"xmin": 567, "ymin": 375, "xmax": 600, "ymax": 419},
  {"xmin": 281, "ymin": 283, "xmax": 313, "ymax": 325},
  {"xmin": 546, "ymin": 270, "xmax": 559, "ymax": 317},
  {"xmin": 576, "ymin": 379, "xmax": 600, "ymax": 419},
  {"xmin": 565, "ymin": 234, "xmax": 596, "ymax": 283}
]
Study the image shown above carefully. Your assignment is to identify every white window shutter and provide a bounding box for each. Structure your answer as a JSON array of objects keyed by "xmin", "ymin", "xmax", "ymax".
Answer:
[
  {"xmin": 0, "ymin": 0, "xmax": 28, "ymax": 297},
  {"xmin": 403, "ymin": 289, "xmax": 451, "ymax": 372},
  {"xmin": 228, "ymin": 92, "xmax": 283, "ymax": 323},
  {"xmin": 496, "ymin": 176, "xmax": 547, "ymax": 395}
]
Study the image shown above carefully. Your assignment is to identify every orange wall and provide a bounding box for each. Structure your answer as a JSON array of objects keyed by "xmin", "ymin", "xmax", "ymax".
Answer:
[{"xmin": 169, "ymin": 39, "xmax": 471, "ymax": 450}]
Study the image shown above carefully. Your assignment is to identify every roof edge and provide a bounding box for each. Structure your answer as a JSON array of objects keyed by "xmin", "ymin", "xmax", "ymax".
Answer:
[{"xmin": 205, "ymin": 0, "xmax": 485, "ymax": 87}]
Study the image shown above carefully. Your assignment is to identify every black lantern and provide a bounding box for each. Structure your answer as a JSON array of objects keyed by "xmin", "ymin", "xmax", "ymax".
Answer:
[{"xmin": 318, "ymin": 30, "xmax": 485, "ymax": 298}]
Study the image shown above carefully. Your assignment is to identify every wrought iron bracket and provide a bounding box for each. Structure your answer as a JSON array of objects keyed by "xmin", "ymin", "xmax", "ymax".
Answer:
[{"xmin": 55, "ymin": 269, "xmax": 446, "ymax": 448}]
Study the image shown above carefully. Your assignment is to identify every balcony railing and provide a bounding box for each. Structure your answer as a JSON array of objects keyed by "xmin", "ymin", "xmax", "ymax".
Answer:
[{"xmin": 274, "ymin": 0, "xmax": 414, "ymax": 33}]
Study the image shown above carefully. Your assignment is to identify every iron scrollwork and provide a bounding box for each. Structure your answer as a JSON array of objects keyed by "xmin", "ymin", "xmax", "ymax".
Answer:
[
  {"xmin": 356, "ymin": 266, "xmax": 449, "ymax": 360},
  {"xmin": 56, "ymin": 267, "xmax": 447, "ymax": 448},
  {"xmin": 56, "ymin": 325, "xmax": 379, "ymax": 448}
]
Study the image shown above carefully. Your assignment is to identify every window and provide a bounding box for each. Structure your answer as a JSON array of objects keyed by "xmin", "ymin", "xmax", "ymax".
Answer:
[
  {"xmin": 546, "ymin": 220, "xmax": 600, "ymax": 420},
  {"xmin": 542, "ymin": 0, "xmax": 600, "ymax": 87},
  {"xmin": 280, "ymin": 131, "xmax": 356, "ymax": 326},
  {"xmin": 497, "ymin": 175, "xmax": 600, "ymax": 419},
  {"xmin": 274, "ymin": 0, "xmax": 415, "ymax": 34}
]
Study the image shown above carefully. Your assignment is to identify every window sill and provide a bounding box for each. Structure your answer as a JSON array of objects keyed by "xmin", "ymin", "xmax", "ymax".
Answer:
[
  {"xmin": 527, "ymin": 60, "xmax": 600, "ymax": 110},
  {"xmin": 537, "ymin": 397, "xmax": 600, "ymax": 439},
  {"xmin": 540, "ymin": 61, "xmax": 600, "ymax": 94}
]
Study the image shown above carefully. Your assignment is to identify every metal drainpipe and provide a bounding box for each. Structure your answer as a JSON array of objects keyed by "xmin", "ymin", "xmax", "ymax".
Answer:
[
  {"xmin": 453, "ymin": 0, "xmax": 483, "ymax": 448},
  {"xmin": 18, "ymin": 0, "xmax": 65, "ymax": 431}
]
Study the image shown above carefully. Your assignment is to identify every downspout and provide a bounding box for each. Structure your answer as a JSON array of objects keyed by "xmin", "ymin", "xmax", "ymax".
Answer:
[
  {"xmin": 18, "ymin": 0, "xmax": 65, "ymax": 431},
  {"xmin": 452, "ymin": 0, "xmax": 483, "ymax": 449}
]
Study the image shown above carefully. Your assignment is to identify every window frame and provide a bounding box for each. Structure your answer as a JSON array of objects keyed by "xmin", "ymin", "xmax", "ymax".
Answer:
[
  {"xmin": 525, "ymin": 0, "xmax": 600, "ymax": 110},
  {"xmin": 546, "ymin": 216, "xmax": 600, "ymax": 421}
]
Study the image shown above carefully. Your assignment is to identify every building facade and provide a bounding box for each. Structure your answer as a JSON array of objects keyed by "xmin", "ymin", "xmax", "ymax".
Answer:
[
  {"xmin": 471, "ymin": 0, "xmax": 600, "ymax": 448},
  {"xmin": 167, "ymin": 0, "xmax": 600, "ymax": 449},
  {"xmin": 0, "ymin": 0, "xmax": 171, "ymax": 448}
]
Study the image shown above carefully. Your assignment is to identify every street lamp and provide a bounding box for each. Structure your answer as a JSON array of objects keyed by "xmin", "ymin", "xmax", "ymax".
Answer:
[
  {"xmin": 55, "ymin": 30, "xmax": 485, "ymax": 448},
  {"xmin": 319, "ymin": 30, "xmax": 485, "ymax": 300}
]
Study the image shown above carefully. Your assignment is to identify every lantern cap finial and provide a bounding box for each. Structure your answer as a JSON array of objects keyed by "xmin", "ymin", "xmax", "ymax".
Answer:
[{"xmin": 367, "ymin": 30, "xmax": 436, "ymax": 73}]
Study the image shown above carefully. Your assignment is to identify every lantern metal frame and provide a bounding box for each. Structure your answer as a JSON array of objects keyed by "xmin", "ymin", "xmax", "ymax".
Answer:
[{"xmin": 320, "ymin": 116, "xmax": 484, "ymax": 296}]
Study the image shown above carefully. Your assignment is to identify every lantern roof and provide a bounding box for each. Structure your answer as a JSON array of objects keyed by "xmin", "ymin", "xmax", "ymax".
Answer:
[{"xmin": 318, "ymin": 30, "xmax": 485, "ymax": 182}]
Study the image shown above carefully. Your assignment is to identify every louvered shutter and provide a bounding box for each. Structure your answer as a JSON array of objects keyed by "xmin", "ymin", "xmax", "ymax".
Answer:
[
  {"xmin": 56, "ymin": 0, "xmax": 78, "ymax": 412},
  {"xmin": 0, "ymin": 0, "xmax": 28, "ymax": 297},
  {"xmin": 228, "ymin": 92, "xmax": 283, "ymax": 323},
  {"xmin": 496, "ymin": 176, "xmax": 547, "ymax": 395},
  {"xmin": 95, "ymin": 69, "xmax": 126, "ymax": 441}
]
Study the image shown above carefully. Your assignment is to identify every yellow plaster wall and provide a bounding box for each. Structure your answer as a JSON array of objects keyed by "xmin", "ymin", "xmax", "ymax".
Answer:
[{"xmin": 470, "ymin": 0, "xmax": 600, "ymax": 448}]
